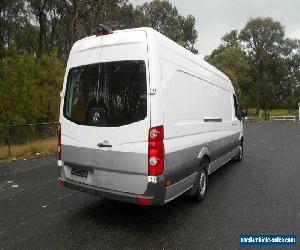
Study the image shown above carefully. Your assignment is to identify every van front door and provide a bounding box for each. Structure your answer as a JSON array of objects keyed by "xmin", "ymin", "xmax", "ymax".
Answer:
[{"xmin": 232, "ymin": 94, "xmax": 242, "ymax": 148}]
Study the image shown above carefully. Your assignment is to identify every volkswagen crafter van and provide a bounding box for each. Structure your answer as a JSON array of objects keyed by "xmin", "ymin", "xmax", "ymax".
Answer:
[{"xmin": 57, "ymin": 27, "xmax": 243, "ymax": 205}]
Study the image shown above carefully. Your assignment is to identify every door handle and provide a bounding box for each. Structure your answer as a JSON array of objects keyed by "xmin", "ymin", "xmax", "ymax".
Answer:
[{"xmin": 97, "ymin": 141, "xmax": 112, "ymax": 148}]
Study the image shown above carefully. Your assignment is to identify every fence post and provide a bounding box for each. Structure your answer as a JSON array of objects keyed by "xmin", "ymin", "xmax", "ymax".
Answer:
[{"xmin": 7, "ymin": 126, "xmax": 11, "ymax": 157}]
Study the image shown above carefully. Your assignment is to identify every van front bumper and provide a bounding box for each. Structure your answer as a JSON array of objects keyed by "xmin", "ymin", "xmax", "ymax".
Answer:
[{"xmin": 58, "ymin": 177, "xmax": 166, "ymax": 206}]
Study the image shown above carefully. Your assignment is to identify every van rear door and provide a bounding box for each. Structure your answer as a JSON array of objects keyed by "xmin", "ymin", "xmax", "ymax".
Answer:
[{"xmin": 62, "ymin": 37, "xmax": 150, "ymax": 194}]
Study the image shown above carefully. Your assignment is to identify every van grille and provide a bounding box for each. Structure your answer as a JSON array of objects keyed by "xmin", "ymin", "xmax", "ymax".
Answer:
[{"xmin": 71, "ymin": 168, "xmax": 88, "ymax": 178}]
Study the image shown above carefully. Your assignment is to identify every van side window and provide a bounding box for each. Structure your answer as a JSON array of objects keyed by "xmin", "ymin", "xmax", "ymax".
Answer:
[{"xmin": 233, "ymin": 94, "xmax": 241, "ymax": 120}]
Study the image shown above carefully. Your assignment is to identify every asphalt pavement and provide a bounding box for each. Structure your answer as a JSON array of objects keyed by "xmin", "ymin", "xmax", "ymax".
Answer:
[{"xmin": 0, "ymin": 122, "xmax": 299, "ymax": 249}]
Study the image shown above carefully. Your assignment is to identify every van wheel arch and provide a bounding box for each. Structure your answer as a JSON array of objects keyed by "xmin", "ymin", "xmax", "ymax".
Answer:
[
  {"xmin": 188, "ymin": 156, "xmax": 210, "ymax": 198},
  {"xmin": 233, "ymin": 138, "xmax": 243, "ymax": 162},
  {"xmin": 201, "ymin": 155, "xmax": 210, "ymax": 174}
]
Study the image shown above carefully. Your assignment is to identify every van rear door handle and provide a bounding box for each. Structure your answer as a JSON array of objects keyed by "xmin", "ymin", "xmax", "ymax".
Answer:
[{"xmin": 97, "ymin": 141, "xmax": 112, "ymax": 148}]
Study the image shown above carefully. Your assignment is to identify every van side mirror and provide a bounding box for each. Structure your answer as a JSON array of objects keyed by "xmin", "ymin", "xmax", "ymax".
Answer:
[{"xmin": 241, "ymin": 109, "xmax": 248, "ymax": 118}]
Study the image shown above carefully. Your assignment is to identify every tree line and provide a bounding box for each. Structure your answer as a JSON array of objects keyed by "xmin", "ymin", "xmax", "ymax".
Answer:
[
  {"xmin": 0, "ymin": 0, "xmax": 299, "ymax": 125},
  {"xmin": 0, "ymin": 0, "xmax": 197, "ymax": 124},
  {"xmin": 0, "ymin": 0, "xmax": 197, "ymax": 59},
  {"xmin": 205, "ymin": 17, "xmax": 300, "ymax": 114}
]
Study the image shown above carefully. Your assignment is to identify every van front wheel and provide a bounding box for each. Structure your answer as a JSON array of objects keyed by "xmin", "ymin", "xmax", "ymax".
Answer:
[
  {"xmin": 193, "ymin": 160, "xmax": 208, "ymax": 202},
  {"xmin": 233, "ymin": 142, "xmax": 243, "ymax": 162}
]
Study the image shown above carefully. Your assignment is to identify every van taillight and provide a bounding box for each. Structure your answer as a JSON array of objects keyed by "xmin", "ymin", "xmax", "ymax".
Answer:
[
  {"xmin": 137, "ymin": 197, "xmax": 153, "ymax": 205},
  {"xmin": 58, "ymin": 178, "xmax": 64, "ymax": 187},
  {"xmin": 148, "ymin": 126, "xmax": 165, "ymax": 176},
  {"xmin": 58, "ymin": 123, "xmax": 61, "ymax": 160}
]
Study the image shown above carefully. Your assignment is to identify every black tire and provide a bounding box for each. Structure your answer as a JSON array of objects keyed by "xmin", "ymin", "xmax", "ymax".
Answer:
[
  {"xmin": 233, "ymin": 141, "xmax": 243, "ymax": 162},
  {"xmin": 193, "ymin": 159, "xmax": 209, "ymax": 202}
]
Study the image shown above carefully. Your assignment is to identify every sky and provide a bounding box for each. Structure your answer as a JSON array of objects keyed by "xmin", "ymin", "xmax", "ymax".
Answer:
[{"xmin": 129, "ymin": 0, "xmax": 300, "ymax": 57}]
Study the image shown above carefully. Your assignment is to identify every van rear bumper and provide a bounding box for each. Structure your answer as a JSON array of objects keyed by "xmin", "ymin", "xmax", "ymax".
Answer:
[{"xmin": 58, "ymin": 177, "xmax": 166, "ymax": 206}]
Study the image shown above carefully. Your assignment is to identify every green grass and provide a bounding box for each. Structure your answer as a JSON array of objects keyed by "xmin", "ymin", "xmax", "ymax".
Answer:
[
  {"xmin": 247, "ymin": 108, "xmax": 298, "ymax": 118},
  {"xmin": 0, "ymin": 137, "xmax": 57, "ymax": 160}
]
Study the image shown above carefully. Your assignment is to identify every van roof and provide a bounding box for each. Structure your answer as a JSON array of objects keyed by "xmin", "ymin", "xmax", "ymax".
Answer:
[
  {"xmin": 71, "ymin": 27, "xmax": 150, "ymax": 54},
  {"xmin": 71, "ymin": 27, "xmax": 232, "ymax": 91}
]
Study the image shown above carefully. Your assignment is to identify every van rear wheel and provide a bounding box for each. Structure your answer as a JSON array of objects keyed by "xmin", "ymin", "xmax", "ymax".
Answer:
[{"xmin": 193, "ymin": 159, "xmax": 208, "ymax": 202}]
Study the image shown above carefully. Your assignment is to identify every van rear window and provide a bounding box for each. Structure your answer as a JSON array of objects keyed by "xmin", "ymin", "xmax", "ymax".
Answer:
[{"xmin": 63, "ymin": 60, "xmax": 147, "ymax": 127}]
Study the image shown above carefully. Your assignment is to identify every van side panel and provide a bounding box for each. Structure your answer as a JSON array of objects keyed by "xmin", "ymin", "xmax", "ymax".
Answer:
[
  {"xmin": 145, "ymin": 29, "xmax": 164, "ymax": 128},
  {"xmin": 156, "ymin": 32, "xmax": 241, "ymax": 201}
]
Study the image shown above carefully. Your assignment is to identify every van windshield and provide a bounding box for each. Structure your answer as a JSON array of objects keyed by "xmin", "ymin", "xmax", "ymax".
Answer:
[{"xmin": 63, "ymin": 60, "xmax": 147, "ymax": 127}]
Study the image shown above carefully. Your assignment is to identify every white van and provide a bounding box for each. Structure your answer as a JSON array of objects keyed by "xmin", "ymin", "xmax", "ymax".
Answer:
[{"xmin": 57, "ymin": 27, "xmax": 243, "ymax": 205}]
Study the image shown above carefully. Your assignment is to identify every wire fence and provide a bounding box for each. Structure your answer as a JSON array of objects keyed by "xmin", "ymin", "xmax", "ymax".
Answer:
[
  {"xmin": 0, "ymin": 122, "xmax": 59, "ymax": 160},
  {"xmin": 0, "ymin": 117, "xmax": 299, "ymax": 160}
]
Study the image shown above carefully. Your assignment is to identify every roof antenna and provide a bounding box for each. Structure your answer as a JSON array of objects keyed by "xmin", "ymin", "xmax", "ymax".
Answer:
[{"xmin": 95, "ymin": 24, "xmax": 113, "ymax": 36}]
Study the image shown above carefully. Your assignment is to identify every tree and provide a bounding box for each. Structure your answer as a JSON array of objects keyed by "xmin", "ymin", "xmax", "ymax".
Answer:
[
  {"xmin": 207, "ymin": 18, "xmax": 300, "ymax": 113},
  {"xmin": 137, "ymin": 0, "xmax": 198, "ymax": 53},
  {"xmin": 53, "ymin": 0, "xmax": 135, "ymax": 58},
  {"xmin": 27, "ymin": 0, "xmax": 49, "ymax": 56},
  {"xmin": 207, "ymin": 17, "xmax": 300, "ymax": 113},
  {"xmin": 222, "ymin": 30, "xmax": 241, "ymax": 48},
  {"xmin": 1, "ymin": 0, "xmax": 199, "ymax": 58},
  {"xmin": 0, "ymin": 0, "xmax": 28, "ymax": 57},
  {"xmin": 279, "ymin": 38, "xmax": 300, "ymax": 108},
  {"xmin": 240, "ymin": 17, "xmax": 285, "ymax": 115},
  {"xmin": 0, "ymin": 45, "xmax": 64, "ymax": 124}
]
